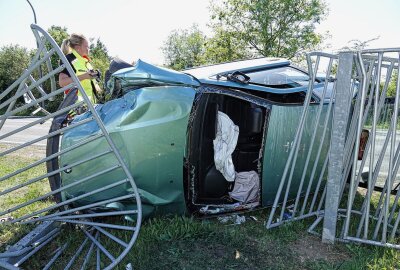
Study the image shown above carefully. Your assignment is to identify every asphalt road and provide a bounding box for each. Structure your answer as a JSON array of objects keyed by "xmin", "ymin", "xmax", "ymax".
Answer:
[{"xmin": 0, "ymin": 117, "xmax": 52, "ymax": 147}]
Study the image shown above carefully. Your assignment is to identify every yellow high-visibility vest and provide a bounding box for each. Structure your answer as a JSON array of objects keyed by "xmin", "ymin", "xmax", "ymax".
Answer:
[{"xmin": 70, "ymin": 49, "xmax": 101, "ymax": 103}]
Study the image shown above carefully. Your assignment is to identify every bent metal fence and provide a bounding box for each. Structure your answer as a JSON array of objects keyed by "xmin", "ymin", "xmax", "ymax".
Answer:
[
  {"xmin": 266, "ymin": 52, "xmax": 339, "ymax": 229},
  {"xmin": 266, "ymin": 48, "xmax": 400, "ymax": 249},
  {"xmin": 324, "ymin": 49, "xmax": 400, "ymax": 248},
  {"xmin": 0, "ymin": 24, "xmax": 142, "ymax": 269}
]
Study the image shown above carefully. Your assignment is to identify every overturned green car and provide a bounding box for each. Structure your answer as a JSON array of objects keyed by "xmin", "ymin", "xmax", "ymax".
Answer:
[{"xmin": 48, "ymin": 57, "xmax": 332, "ymax": 218}]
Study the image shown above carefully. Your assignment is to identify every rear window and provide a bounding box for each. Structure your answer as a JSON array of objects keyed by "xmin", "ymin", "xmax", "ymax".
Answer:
[{"xmin": 247, "ymin": 67, "xmax": 310, "ymax": 88}]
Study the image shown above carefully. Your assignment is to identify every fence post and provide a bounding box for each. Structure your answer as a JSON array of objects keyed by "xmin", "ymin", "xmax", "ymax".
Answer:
[{"xmin": 322, "ymin": 52, "xmax": 354, "ymax": 243}]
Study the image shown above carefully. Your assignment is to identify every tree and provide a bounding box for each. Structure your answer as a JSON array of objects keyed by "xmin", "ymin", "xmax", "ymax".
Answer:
[
  {"xmin": 89, "ymin": 38, "xmax": 111, "ymax": 82},
  {"xmin": 203, "ymin": 26, "xmax": 251, "ymax": 63},
  {"xmin": 209, "ymin": 0, "xmax": 327, "ymax": 60},
  {"xmin": 161, "ymin": 24, "xmax": 207, "ymax": 70},
  {"xmin": 46, "ymin": 25, "xmax": 69, "ymax": 69},
  {"xmin": 387, "ymin": 70, "xmax": 398, "ymax": 98},
  {"xmin": 0, "ymin": 45, "xmax": 32, "ymax": 106},
  {"xmin": 48, "ymin": 25, "xmax": 69, "ymax": 47}
]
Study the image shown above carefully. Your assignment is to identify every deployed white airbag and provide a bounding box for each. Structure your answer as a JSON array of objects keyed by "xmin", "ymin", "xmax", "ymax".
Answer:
[{"xmin": 213, "ymin": 111, "xmax": 239, "ymax": 182}]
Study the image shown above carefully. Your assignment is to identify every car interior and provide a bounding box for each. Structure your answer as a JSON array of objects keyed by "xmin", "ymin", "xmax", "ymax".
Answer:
[{"xmin": 186, "ymin": 91, "xmax": 268, "ymax": 214}]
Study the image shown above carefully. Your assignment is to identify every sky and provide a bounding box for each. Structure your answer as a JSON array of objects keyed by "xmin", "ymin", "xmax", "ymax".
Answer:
[{"xmin": 0, "ymin": 0, "xmax": 399, "ymax": 65}]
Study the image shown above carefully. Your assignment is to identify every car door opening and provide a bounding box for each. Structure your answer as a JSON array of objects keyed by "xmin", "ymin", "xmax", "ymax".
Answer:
[{"xmin": 185, "ymin": 90, "xmax": 269, "ymax": 215}]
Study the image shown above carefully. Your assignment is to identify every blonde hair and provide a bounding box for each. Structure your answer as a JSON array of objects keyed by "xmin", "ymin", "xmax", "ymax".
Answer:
[{"xmin": 61, "ymin": 33, "xmax": 87, "ymax": 55}]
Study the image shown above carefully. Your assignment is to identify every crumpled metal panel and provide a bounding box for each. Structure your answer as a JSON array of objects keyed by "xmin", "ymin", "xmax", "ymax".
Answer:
[
  {"xmin": 61, "ymin": 86, "xmax": 196, "ymax": 217},
  {"xmin": 108, "ymin": 59, "xmax": 201, "ymax": 92}
]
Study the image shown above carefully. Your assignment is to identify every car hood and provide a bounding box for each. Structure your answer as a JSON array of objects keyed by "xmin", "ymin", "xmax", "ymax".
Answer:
[{"xmin": 107, "ymin": 59, "xmax": 201, "ymax": 92}]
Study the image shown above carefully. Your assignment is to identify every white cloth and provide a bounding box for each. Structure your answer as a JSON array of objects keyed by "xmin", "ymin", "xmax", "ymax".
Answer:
[
  {"xmin": 229, "ymin": 171, "xmax": 260, "ymax": 203},
  {"xmin": 213, "ymin": 111, "xmax": 239, "ymax": 182}
]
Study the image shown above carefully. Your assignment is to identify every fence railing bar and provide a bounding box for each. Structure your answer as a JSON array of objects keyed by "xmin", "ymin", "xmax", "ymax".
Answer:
[
  {"xmin": 301, "ymin": 78, "xmax": 336, "ymax": 215},
  {"xmin": 356, "ymin": 128, "xmax": 391, "ymax": 237},
  {"xmin": 42, "ymin": 243, "xmax": 68, "ymax": 270},
  {"xmin": 14, "ymin": 228, "xmax": 60, "ymax": 266},
  {"xmin": 0, "ymin": 77, "xmax": 29, "ymax": 130},
  {"xmin": 340, "ymin": 61, "xmax": 377, "ymax": 205},
  {"xmin": 0, "ymin": 60, "xmax": 61, "ymax": 112},
  {"xmin": 54, "ymin": 219, "xmax": 136, "ymax": 231},
  {"xmin": 279, "ymin": 55, "xmax": 321, "ymax": 223},
  {"xmin": 364, "ymin": 52, "xmax": 383, "ymax": 239},
  {"xmin": 2, "ymin": 167, "xmax": 122, "ymax": 218},
  {"xmin": 355, "ymin": 75, "xmax": 397, "ymax": 237},
  {"xmin": 317, "ymin": 183, "xmax": 327, "ymax": 212},
  {"xmin": 0, "ymin": 149, "xmax": 112, "ymax": 200},
  {"xmin": 64, "ymin": 238, "xmax": 89, "ymax": 270},
  {"xmin": 45, "ymin": 210, "xmax": 138, "ymax": 220},
  {"xmin": 96, "ymin": 237, "xmax": 101, "ymax": 270},
  {"xmin": 267, "ymin": 211, "xmax": 323, "ymax": 229},
  {"xmin": 0, "ymin": 131, "xmax": 101, "ymax": 184},
  {"xmin": 386, "ymin": 53, "xmax": 400, "ymax": 240},
  {"xmin": 0, "ymin": 81, "xmax": 74, "ymax": 120},
  {"xmin": 17, "ymin": 194, "xmax": 135, "ymax": 225},
  {"xmin": 0, "ymin": 100, "xmax": 84, "ymax": 141},
  {"xmin": 362, "ymin": 48, "xmax": 400, "ymax": 54},
  {"xmin": 0, "ymin": 47, "xmax": 52, "ymax": 101},
  {"xmin": 374, "ymin": 143, "xmax": 400, "ymax": 218},
  {"xmin": 372, "ymin": 139, "xmax": 400, "ymax": 240},
  {"xmin": 82, "ymin": 229, "xmax": 115, "ymax": 262},
  {"xmin": 81, "ymin": 231, "xmax": 99, "ymax": 270},
  {"xmin": 293, "ymin": 57, "xmax": 334, "ymax": 217},
  {"xmin": 344, "ymin": 236, "xmax": 400, "ymax": 250},
  {"xmin": 27, "ymin": 74, "xmax": 47, "ymax": 97},
  {"xmin": 342, "ymin": 63, "xmax": 386, "ymax": 217},
  {"xmin": 93, "ymin": 225, "xmax": 129, "ymax": 248},
  {"xmin": 0, "ymin": 116, "xmax": 93, "ymax": 159},
  {"xmin": 339, "ymin": 60, "xmax": 375, "ymax": 202},
  {"xmin": 309, "ymin": 155, "xmax": 329, "ymax": 213},
  {"xmin": 343, "ymin": 51, "xmax": 368, "ymax": 238}
]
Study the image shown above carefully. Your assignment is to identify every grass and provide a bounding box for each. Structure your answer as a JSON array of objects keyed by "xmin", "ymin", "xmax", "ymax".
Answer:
[
  {"xmin": 114, "ymin": 212, "xmax": 400, "ymax": 270},
  {"xmin": 0, "ymin": 150, "xmax": 53, "ymax": 258},
  {"xmin": 0, "ymin": 153, "xmax": 52, "ymax": 220},
  {"xmin": 1, "ymin": 153, "xmax": 400, "ymax": 269}
]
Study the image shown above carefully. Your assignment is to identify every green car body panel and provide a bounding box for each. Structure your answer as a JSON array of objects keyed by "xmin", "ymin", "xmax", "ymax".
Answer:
[
  {"xmin": 58, "ymin": 58, "xmax": 332, "ymax": 217},
  {"xmin": 61, "ymin": 86, "xmax": 196, "ymax": 217},
  {"xmin": 262, "ymin": 104, "xmax": 330, "ymax": 206}
]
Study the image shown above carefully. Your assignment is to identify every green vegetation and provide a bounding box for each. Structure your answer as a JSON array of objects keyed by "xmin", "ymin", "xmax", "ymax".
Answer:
[
  {"xmin": 1, "ymin": 153, "xmax": 400, "ymax": 269},
  {"xmin": 387, "ymin": 70, "xmax": 399, "ymax": 98},
  {"xmin": 0, "ymin": 153, "xmax": 51, "ymax": 220},
  {"xmin": 0, "ymin": 150, "xmax": 52, "ymax": 258},
  {"xmin": 161, "ymin": 24, "xmax": 208, "ymax": 71},
  {"xmin": 0, "ymin": 44, "xmax": 33, "ymax": 110},
  {"xmin": 120, "ymin": 213, "xmax": 400, "ymax": 270},
  {"xmin": 162, "ymin": 0, "xmax": 328, "ymax": 69}
]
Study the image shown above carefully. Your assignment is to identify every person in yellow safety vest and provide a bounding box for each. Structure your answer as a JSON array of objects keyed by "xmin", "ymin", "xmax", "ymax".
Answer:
[{"xmin": 59, "ymin": 33, "xmax": 103, "ymax": 104}]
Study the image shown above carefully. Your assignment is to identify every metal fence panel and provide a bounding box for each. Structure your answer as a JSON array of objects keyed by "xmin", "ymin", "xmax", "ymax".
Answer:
[
  {"xmin": 266, "ymin": 48, "xmax": 400, "ymax": 250},
  {"xmin": 339, "ymin": 49, "xmax": 400, "ymax": 248},
  {"xmin": 266, "ymin": 52, "xmax": 339, "ymax": 229},
  {"xmin": 0, "ymin": 24, "xmax": 142, "ymax": 269}
]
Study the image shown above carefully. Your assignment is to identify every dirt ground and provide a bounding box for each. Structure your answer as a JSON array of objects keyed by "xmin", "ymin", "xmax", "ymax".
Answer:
[{"xmin": 292, "ymin": 234, "xmax": 350, "ymax": 264}]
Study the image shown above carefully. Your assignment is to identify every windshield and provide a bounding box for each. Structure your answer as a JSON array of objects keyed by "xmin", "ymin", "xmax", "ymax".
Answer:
[{"xmin": 247, "ymin": 66, "xmax": 310, "ymax": 88}]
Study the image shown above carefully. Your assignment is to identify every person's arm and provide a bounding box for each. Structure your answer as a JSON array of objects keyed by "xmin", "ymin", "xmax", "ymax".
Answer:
[{"xmin": 58, "ymin": 71, "xmax": 97, "ymax": 88}]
